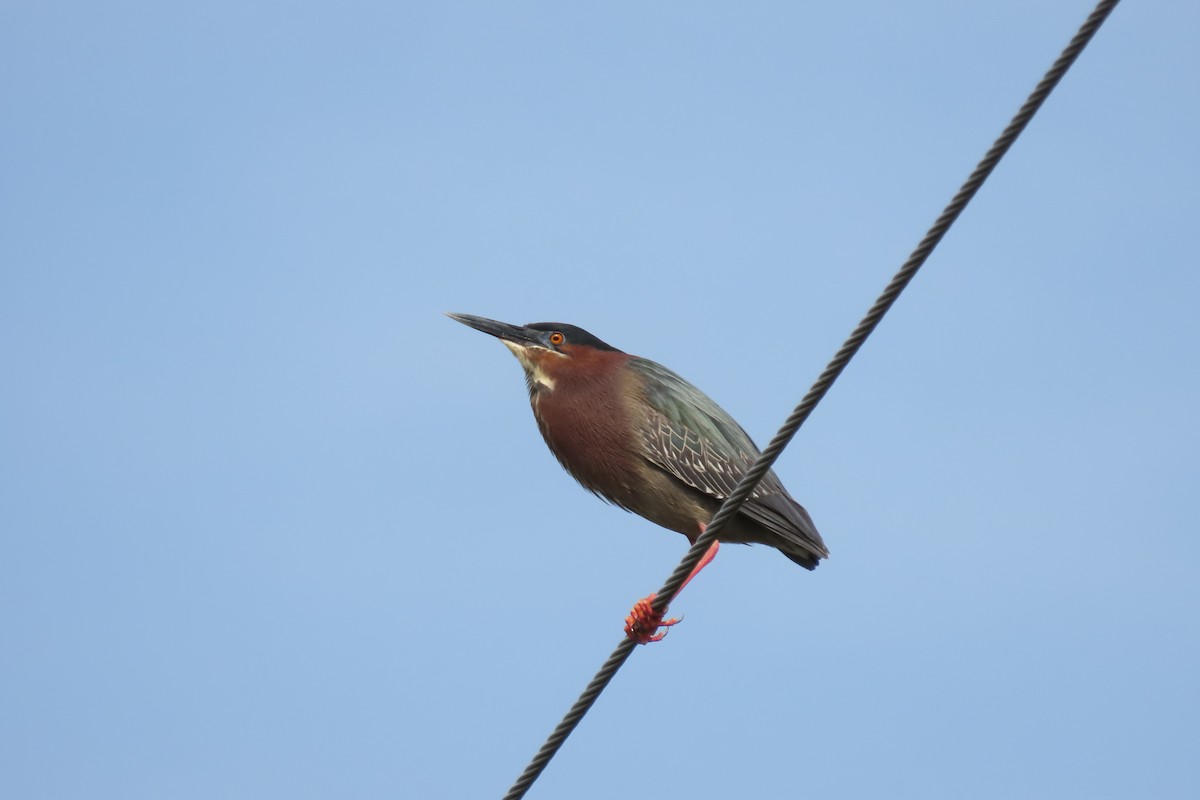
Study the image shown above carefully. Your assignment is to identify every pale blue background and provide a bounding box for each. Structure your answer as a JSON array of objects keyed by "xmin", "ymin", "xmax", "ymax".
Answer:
[{"xmin": 3, "ymin": 2, "xmax": 1198, "ymax": 798}]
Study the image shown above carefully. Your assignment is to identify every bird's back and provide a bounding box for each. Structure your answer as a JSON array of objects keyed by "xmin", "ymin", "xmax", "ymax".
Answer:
[{"xmin": 628, "ymin": 357, "xmax": 828, "ymax": 568}]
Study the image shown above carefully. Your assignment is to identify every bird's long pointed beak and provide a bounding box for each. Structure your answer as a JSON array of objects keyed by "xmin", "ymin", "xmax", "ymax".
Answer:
[{"xmin": 446, "ymin": 313, "xmax": 542, "ymax": 348}]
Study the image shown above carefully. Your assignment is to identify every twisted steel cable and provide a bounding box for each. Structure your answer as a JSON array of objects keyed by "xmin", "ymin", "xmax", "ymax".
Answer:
[{"xmin": 503, "ymin": 1, "xmax": 1121, "ymax": 796}]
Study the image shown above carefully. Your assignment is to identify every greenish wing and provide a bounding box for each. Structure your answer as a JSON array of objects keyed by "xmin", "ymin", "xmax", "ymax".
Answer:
[{"xmin": 631, "ymin": 357, "xmax": 783, "ymax": 502}]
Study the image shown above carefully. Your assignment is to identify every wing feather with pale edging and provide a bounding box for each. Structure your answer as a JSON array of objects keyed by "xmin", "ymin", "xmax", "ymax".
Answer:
[
  {"xmin": 630, "ymin": 357, "xmax": 787, "ymax": 502},
  {"xmin": 629, "ymin": 356, "xmax": 828, "ymax": 562}
]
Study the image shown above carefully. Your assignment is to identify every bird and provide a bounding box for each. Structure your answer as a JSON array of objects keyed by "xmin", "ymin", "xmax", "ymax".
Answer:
[{"xmin": 447, "ymin": 313, "xmax": 828, "ymax": 643}]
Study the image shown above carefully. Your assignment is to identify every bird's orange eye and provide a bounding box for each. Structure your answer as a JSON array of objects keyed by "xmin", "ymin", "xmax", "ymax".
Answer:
[{"xmin": 549, "ymin": 331, "xmax": 565, "ymax": 345}]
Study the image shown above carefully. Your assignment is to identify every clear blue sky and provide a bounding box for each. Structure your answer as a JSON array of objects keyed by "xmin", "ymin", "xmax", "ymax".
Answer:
[{"xmin": 3, "ymin": 2, "xmax": 1198, "ymax": 798}]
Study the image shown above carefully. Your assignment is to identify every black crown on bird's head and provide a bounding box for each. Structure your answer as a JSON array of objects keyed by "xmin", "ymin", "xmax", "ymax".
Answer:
[{"xmin": 524, "ymin": 322, "xmax": 622, "ymax": 353}]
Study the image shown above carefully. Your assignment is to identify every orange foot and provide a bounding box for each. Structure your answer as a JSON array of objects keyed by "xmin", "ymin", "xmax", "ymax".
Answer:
[{"xmin": 624, "ymin": 593, "xmax": 681, "ymax": 644}]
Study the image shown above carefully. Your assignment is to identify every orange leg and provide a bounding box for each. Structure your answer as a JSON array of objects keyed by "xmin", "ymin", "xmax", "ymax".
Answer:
[{"xmin": 624, "ymin": 533, "xmax": 720, "ymax": 644}]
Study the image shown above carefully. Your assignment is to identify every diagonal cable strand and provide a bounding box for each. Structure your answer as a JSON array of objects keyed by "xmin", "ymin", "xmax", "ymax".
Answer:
[{"xmin": 503, "ymin": 1, "xmax": 1120, "ymax": 797}]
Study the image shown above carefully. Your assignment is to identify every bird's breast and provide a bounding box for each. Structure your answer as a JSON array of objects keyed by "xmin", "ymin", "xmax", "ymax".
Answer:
[{"xmin": 529, "ymin": 371, "xmax": 645, "ymax": 508}]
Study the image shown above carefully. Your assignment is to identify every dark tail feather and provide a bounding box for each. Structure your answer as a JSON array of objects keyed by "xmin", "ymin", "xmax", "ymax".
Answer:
[
  {"xmin": 781, "ymin": 547, "xmax": 822, "ymax": 571},
  {"xmin": 741, "ymin": 493, "xmax": 829, "ymax": 570}
]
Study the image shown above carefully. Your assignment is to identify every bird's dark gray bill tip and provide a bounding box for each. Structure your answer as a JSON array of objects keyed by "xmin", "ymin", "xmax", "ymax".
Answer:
[
  {"xmin": 446, "ymin": 312, "xmax": 498, "ymax": 332},
  {"xmin": 446, "ymin": 312, "xmax": 540, "ymax": 347},
  {"xmin": 446, "ymin": 312, "xmax": 491, "ymax": 331}
]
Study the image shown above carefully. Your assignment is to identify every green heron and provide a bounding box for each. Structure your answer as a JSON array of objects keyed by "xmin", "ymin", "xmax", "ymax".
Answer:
[{"xmin": 448, "ymin": 313, "xmax": 828, "ymax": 643}]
